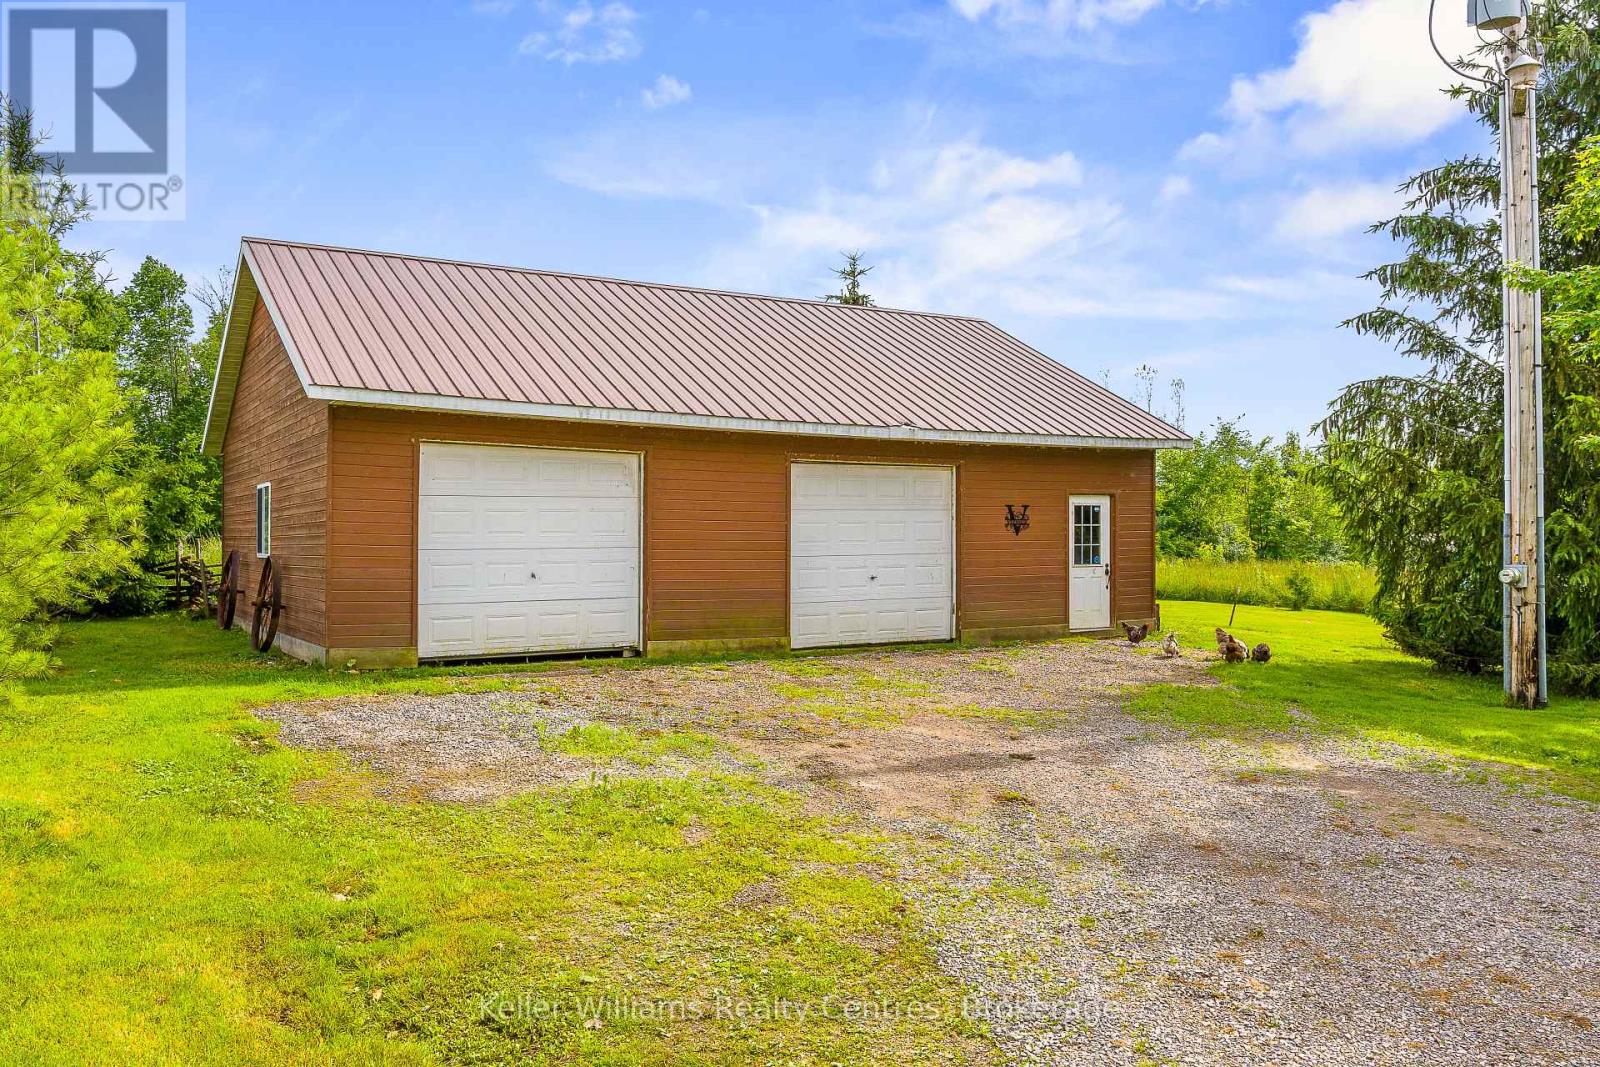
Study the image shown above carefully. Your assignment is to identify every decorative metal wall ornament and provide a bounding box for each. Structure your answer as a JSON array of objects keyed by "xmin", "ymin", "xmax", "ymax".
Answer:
[{"xmin": 1004, "ymin": 504, "xmax": 1031, "ymax": 535}]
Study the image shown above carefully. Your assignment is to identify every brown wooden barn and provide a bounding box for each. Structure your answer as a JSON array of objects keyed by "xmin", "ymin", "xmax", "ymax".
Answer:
[{"xmin": 200, "ymin": 238, "xmax": 1189, "ymax": 667}]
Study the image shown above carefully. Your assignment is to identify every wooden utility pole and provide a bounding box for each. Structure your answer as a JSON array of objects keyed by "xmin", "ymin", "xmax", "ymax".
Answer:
[{"xmin": 1499, "ymin": 30, "xmax": 1546, "ymax": 709}]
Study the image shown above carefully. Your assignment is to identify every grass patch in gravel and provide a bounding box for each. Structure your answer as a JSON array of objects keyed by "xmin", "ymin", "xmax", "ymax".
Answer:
[
  {"xmin": 1130, "ymin": 601, "xmax": 1600, "ymax": 801},
  {"xmin": 770, "ymin": 681, "xmax": 905, "ymax": 729},
  {"xmin": 937, "ymin": 704, "xmax": 1069, "ymax": 727},
  {"xmin": 539, "ymin": 722, "xmax": 717, "ymax": 766},
  {"xmin": 1, "ymin": 616, "xmax": 990, "ymax": 1066}
]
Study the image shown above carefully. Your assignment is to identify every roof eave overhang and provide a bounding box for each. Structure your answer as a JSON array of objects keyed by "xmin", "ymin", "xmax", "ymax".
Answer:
[
  {"xmin": 200, "ymin": 241, "xmax": 317, "ymax": 456},
  {"xmin": 310, "ymin": 385, "xmax": 1193, "ymax": 450}
]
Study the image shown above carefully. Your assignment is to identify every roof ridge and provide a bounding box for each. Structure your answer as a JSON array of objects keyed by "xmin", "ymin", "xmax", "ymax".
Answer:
[{"xmin": 240, "ymin": 236, "xmax": 989, "ymax": 323}]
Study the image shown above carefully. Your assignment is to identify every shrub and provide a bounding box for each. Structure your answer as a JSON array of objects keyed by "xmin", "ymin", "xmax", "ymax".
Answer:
[{"xmin": 1283, "ymin": 567, "xmax": 1315, "ymax": 611}]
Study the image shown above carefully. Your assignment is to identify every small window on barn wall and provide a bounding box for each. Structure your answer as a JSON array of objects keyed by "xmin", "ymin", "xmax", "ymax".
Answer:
[{"xmin": 255, "ymin": 483, "xmax": 271, "ymax": 558}]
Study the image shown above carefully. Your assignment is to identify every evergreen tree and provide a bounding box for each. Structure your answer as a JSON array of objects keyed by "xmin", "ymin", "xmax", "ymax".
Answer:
[
  {"xmin": 823, "ymin": 251, "xmax": 875, "ymax": 307},
  {"xmin": 0, "ymin": 172, "xmax": 139, "ymax": 680},
  {"xmin": 1318, "ymin": 1, "xmax": 1600, "ymax": 688}
]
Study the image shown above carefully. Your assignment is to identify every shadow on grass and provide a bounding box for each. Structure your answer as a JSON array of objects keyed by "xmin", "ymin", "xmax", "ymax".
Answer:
[{"xmin": 1133, "ymin": 601, "xmax": 1600, "ymax": 801}]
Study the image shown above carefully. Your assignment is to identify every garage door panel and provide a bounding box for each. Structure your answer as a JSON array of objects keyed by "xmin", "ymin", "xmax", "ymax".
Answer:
[
  {"xmin": 419, "ymin": 550, "xmax": 637, "ymax": 605},
  {"xmin": 421, "ymin": 444, "xmax": 637, "ymax": 499},
  {"xmin": 418, "ymin": 443, "xmax": 640, "ymax": 657},
  {"xmin": 420, "ymin": 598, "xmax": 638, "ymax": 657},
  {"xmin": 790, "ymin": 463, "xmax": 954, "ymax": 650},
  {"xmin": 793, "ymin": 519, "xmax": 948, "ymax": 557},
  {"xmin": 420, "ymin": 497, "xmax": 637, "ymax": 550}
]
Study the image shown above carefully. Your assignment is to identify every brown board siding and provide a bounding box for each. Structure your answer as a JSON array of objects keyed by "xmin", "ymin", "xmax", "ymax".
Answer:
[
  {"xmin": 325, "ymin": 406, "xmax": 1155, "ymax": 652},
  {"xmin": 219, "ymin": 298, "xmax": 329, "ymax": 649}
]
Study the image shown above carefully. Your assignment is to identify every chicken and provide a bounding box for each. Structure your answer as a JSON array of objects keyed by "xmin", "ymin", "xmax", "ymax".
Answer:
[
  {"xmin": 1160, "ymin": 632, "xmax": 1180, "ymax": 658},
  {"xmin": 1222, "ymin": 637, "xmax": 1249, "ymax": 664},
  {"xmin": 1214, "ymin": 627, "xmax": 1233, "ymax": 654},
  {"xmin": 1122, "ymin": 621, "xmax": 1151, "ymax": 645},
  {"xmin": 1251, "ymin": 643, "xmax": 1272, "ymax": 663}
]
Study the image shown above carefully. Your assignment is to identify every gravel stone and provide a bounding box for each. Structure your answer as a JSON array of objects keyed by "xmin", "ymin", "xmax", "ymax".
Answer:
[{"xmin": 258, "ymin": 639, "xmax": 1599, "ymax": 1064}]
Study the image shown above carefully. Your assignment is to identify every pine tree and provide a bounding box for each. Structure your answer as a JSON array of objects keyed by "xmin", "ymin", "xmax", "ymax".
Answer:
[
  {"xmin": 1318, "ymin": 1, "xmax": 1600, "ymax": 689},
  {"xmin": 0, "ymin": 176, "xmax": 139, "ymax": 680},
  {"xmin": 823, "ymin": 251, "xmax": 875, "ymax": 307}
]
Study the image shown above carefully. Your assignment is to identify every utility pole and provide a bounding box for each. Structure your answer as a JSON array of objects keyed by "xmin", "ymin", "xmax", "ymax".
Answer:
[
  {"xmin": 1493, "ymin": 13, "xmax": 1547, "ymax": 709},
  {"xmin": 1449, "ymin": 2, "xmax": 1547, "ymax": 707}
]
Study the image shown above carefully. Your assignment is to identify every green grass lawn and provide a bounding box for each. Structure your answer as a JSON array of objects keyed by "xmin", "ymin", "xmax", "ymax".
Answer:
[
  {"xmin": 0, "ymin": 617, "xmax": 986, "ymax": 1066},
  {"xmin": 1136, "ymin": 601, "xmax": 1600, "ymax": 801},
  {"xmin": 4, "ymin": 607, "xmax": 1597, "ymax": 1065}
]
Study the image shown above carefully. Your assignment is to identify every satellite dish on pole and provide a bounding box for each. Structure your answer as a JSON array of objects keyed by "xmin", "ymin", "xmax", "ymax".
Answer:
[{"xmin": 1467, "ymin": 0, "xmax": 1522, "ymax": 31}]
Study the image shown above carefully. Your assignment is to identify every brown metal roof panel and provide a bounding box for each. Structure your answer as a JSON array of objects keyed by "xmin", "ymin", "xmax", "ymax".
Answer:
[
  {"xmin": 474, "ymin": 268, "xmax": 609, "ymax": 406},
  {"xmin": 350, "ymin": 252, "xmax": 475, "ymax": 397},
  {"xmin": 815, "ymin": 306, "xmax": 1011, "ymax": 433},
  {"xmin": 336, "ymin": 249, "xmax": 457, "ymax": 395},
  {"xmin": 571, "ymin": 278, "xmax": 740, "ymax": 417},
  {"xmin": 670, "ymin": 289, "xmax": 852, "ymax": 423},
  {"xmin": 549, "ymin": 276, "xmax": 709, "ymax": 415},
  {"xmin": 414, "ymin": 259, "xmax": 553, "ymax": 402},
  {"xmin": 630, "ymin": 285, "xmax": 806, "ymax": 421},
  {"xmin": 274, "ymin": 243, "xmax": 378, "ymax": 389},
  {"xmin": 305, "ymin": 249, "xmax": 421, "ymax": 393},
  {"xmin": 238, "ymin": 238, "xmax": 1188, "ymax": 444}
]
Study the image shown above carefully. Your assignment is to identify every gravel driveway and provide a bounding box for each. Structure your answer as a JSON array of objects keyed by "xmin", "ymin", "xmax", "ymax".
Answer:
[{"xmin": 262, "ymin": 639, "xmax": 1599, "ymax": 1066}]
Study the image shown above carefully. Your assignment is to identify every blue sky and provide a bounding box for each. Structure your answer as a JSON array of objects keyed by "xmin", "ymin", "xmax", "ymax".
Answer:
[{"xmin": 74, "ymin": 0, "xmax": 1492, "ymax": 438}]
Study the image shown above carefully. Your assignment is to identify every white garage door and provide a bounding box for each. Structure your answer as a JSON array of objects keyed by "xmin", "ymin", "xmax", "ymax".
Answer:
[
  {"xmin": 417, "ymin": 443, "xmax": 641, "ymax": 659},
  {"xmin": 790, "ymin": 462, "xmax": 955, "ymax": 649}
]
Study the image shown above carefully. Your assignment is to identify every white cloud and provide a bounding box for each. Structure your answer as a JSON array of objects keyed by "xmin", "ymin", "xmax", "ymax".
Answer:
[
  {"xmin": 519, "ymin": 2, "xmax": 640, "ymax": 64},
  {"xmin": 1157, "ymin": 174, "xmax": 1193, "ymax": 202},
  {"xmin": 1197, "ymin": 0, "xmax": 1480, "ymax": 156},
  {"xmin": 1176, "ymin": 131, "xmax": 1226, "ymax": 162},
  {"xmin": 921, "ymin": 142, "xmax": 1082, "ymax": 200},
  {"xmin": 753, "ymin": 205, "xmax": 880, "ymax": 252},
  {"xmin": 1274, "ymin": 180, "xmax": 1399, "ymax": 241},
  {"xmin": 949, "ymin": 0, "xmax": 1166, "ymax": 31},
  {"xmin": 641, "ymin": 74, "xmax": 692, "ymax": 109},
  {"xmin": 718, "ymin": 137, "xmax": 1221, "ymax": 320},
  {"xmin": 546, "ymin": 121, "xmax": 1326, "ymax": 325}
]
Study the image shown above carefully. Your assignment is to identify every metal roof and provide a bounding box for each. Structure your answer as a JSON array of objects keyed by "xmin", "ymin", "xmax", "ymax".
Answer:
[{"xmin": 202, "ymin": 237, "xmax": 1189, "ymax": 454}]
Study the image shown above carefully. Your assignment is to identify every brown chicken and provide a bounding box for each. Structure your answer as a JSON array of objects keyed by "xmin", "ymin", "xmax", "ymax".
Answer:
[
  {"xmin": 1214, "ymin": 627, "xmax": 1249, "ymax": 663},
  {"xmin": 1251, "ymin": 643, "xmax": 1272, "ymax": 663},
  {"xmin": 1122, "ymin": 621, "xmax": 1151, "ymax": 645}
]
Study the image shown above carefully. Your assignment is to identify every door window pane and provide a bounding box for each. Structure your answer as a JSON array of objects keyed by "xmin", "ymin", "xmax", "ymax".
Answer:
[{"xmin": 1073, "ymin": 504, "xmax": 1101, "ymax": 565}]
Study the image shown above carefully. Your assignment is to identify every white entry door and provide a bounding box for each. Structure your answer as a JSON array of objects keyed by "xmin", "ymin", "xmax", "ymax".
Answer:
[
  {"xmin": 790, "ymin": 463, "xmax": 955, "ymax": 649},
  {"xmin": 1069, "ymin": 495, "xmax": 1112, "ymax": 631},
  {"xmin": 417, "ymin": 442, "xmax": 641, "ymax": 658}
]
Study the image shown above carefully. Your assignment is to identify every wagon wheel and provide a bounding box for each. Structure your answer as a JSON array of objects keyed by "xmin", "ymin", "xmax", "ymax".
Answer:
[
  {"xmin": 218, "ymin": 549, "xmax": 240, "ymax": 629},
  {"xmin": 251, "ymin": 556, "xmax": 283, "ymax": 653}
]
